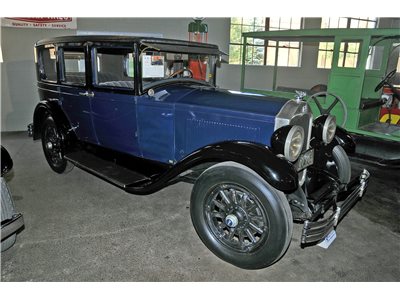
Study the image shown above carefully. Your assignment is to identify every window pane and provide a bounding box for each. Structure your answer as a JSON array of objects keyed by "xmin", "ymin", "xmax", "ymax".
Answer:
[
  {"xmin": 279, "ymin": 18, "xmax": 291, "ymax": 29},
  {"xmin": 269, "ymin": 18, "xmax": 280, "ymax": 29},
  {"xmin": 63, "ymin": 50, "xmax": 85, "ymax": 85},
  {"xmin": 291, "ymin": 18, "xmax": 301, "ymax": 29},
  {"xmin": 229, "ymin": 17, "xmax": 302, "ymax": 66},
  {"xmin": 242, "ymin": 17, "xmax": 255, "ymax": 26},
  {"xmin": 254, "ymin": 38, "xmax": 265, "ymax": 46},
  {"xmin": 96, "ymin": 49, "xmax": 134, "ymax": 89},
  {"xmin": 254, "ymin": 17, "xmax": 265, "ymax": 27},
  {"xmin": 266, "ymin": 46, "xmax": 276, "ymax": 65},
  {"xmin": 230, "ymin": 24, "xmax": 242, "ymax": 44},
  {"xmin": 231, "ymin": 17, "xmax": 242, "ymax": 25},
  {"xmin": 40, "ymin": 47, "xmax": 57, "ymax": 81},
  {"xmin": 253, "ymin": 46, "xmax": 265, "ymax": 65},
  {"xmin": 229, "ymin": 44, "xmax": 242, "ymax": 64},
  {"xmin": 277, "ymin": 47, "xmax": 289, "ymax": 66},
  {"xmin": 317, "ymin": 51, "xmax": 326, "ymax": 68},
  {"xmin": 350, "ymin": 19, "xmax": 359, "ymax": 28},
  {"xmin": 338, "ymin": 41, "xmax": 361, "ymax": 68},
  {"xmin": 338, "ymin": 18, "xmax": 348, "ymax": 28},
  {"xmin": 288, "ymin": 48, "xmax": 299, "ymax": 67}
]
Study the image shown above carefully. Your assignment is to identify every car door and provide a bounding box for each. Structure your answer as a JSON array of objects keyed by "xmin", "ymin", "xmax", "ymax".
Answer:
[
  {"xmin": 58, "ymin": 46, "xmax": 98, "ymax": 144},
  {"xmin": 89, "ymin": 46, "xmax": 141, "ymax": 156},
  {"xmin": 136, "ymin": 94, "xmax": 175, "ymax": 163}
]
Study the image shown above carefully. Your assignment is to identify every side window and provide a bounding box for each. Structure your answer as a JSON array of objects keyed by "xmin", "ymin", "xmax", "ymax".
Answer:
[
  {"xmin": 94, "ymin": 48, "xmax": 134, "ymax": 90},
  {"xmin": 61, "ymin": 49, "xmax": 86, "ymax": 86},
  {"xmin": 39, "ymin": 46, "xmax": 57, "ymax": 82},
  {"xmin": 338, "ymin": 41, "xmax": 362, "ymax": 69}
]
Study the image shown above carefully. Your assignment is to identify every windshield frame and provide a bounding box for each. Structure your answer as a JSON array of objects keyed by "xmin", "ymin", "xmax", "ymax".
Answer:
[{"xmin": 136, "ymin": 42, "xmax": 219, "ymax": 94}]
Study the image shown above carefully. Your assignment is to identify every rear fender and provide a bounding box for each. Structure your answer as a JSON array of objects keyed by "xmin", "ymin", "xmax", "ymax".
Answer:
[{"xmin": 32, "ymin": 100, "xmax": 75, "ymax": 141}]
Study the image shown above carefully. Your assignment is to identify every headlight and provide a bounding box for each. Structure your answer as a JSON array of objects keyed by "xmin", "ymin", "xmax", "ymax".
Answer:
[
  {"xmin": 271, "ymin": 125, "xmax": 305, "ymax": 162},
  {"xmin": 322, "ymin": 115, "xmax": 336, "ymax": 144},
  {"xmin": 313, "ymin": 114, "xmax": 337, "ymax": 144},
  {"xmin": 284, "ymin": 126, "xmax": 304, "ymax": 162}
]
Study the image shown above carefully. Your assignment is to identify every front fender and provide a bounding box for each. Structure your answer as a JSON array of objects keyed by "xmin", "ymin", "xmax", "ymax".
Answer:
[
  {"xmin": 334, "ymin": 126, "xmax": 356, "ymax": 154},
  {"xmin": 127, "ymin": 141, "xmax": 299, "ymax": 194},
  {"xmin": 182, "ymin": 141, "xmax": 299, "ymax": 193}
]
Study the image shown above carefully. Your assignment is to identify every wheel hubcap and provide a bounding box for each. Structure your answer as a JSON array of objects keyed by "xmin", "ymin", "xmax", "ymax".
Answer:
[
  {"xmin": 205, "ymin": 184, "xmax": 269, "ymax": 252},
  {"xmin": 44, "ymin": 125, "xmax": 63, "ymax": 166},
  {"xmin": 225, "ymin": 214, "xmax": 239, "ymax": 228}
]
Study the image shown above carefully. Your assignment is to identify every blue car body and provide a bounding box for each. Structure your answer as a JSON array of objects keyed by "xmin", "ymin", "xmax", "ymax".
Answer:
[{"xmin": 81, "ymin": 84, "xmax": 287, "ymax": 164}]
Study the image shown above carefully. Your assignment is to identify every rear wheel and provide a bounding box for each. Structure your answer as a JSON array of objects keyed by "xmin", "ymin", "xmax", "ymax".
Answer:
[
  {"xmin": 190, "ymin": 162, "xmax": 293, "ymax": 269},
  {"xmin": 41, "ymin": 116, "xmax": 73, "ymax": 174}
]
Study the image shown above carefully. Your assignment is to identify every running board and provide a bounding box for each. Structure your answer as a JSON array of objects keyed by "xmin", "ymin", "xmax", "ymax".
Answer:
[{"xmin": 65, "ymin": 151, "xmax": 151, "ymax": 189}]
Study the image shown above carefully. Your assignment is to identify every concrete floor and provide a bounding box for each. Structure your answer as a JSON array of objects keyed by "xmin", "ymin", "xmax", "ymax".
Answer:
[{"xmin": 1, "ymin": 132, "xmax": 399, "ymax": 281}]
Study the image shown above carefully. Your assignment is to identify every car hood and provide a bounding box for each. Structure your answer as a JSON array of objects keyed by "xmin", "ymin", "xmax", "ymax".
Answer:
[{"xmin": 152, "ymin": 84, "xmax": 289, "ymax": 118}]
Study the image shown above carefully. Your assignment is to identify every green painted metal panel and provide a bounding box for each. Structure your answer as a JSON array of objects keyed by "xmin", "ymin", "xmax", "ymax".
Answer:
[{"xmin": 239, "ymin": 28, "xmax": 400, "ymax": 142}]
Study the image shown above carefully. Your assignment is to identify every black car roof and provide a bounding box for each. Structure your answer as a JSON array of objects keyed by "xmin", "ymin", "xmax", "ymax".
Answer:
[{"xmin": 35, "ymin": 35, "xmax": 219, "ymax": 51}]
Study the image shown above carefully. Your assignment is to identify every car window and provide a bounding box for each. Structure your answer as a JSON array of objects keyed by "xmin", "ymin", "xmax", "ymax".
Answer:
[
  {"xmin": 61, "ymin": 49, "xmax": 86, "ymax": 86},
  {"xmin": 140, "ymin": 47, "xmax": 217, "ymax": 89},
  {"xmin": 38, "ymin": 45, "xmax": 57, "ymax": 82},
  {"xmin": 93, "ymin": 48, "xmax": 134, "ymax": 90}
]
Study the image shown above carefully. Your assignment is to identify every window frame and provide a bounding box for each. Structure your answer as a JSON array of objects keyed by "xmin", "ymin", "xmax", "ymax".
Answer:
[
  {"xmin": 317, "ymin": 17, "xmax": 378, "ymax": 69},
  {"xmin": 59, "ymin": 46, "xmax": 87, "ymax": 87},
  {"xmin": 229, "ymin": 17, "xmax": 303, "ymax": 67},
  {"xmin": 91, "ymin": 46, "xmax": 136, "ymax": 93},
  {"xmin": 37, "ymin": 44, "xmax": 59, "ymax": 84}
]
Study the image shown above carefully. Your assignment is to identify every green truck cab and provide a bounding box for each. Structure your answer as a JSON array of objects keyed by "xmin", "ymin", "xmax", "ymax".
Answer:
[{"xmin": 240, "ymin": 28, "xmax": 400, "ymax": 163}]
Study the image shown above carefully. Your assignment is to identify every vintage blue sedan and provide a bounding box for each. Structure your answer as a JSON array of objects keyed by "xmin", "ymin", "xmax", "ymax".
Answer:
[{"xmin": 30, "ymin": 35, "xmax": 369, "ymax": 269}]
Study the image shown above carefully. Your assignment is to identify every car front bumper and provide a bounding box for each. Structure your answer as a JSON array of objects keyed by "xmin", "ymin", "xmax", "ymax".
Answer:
[{"xmin": 301, "ymin": 169, "xmax": 370, "ymax": 245}]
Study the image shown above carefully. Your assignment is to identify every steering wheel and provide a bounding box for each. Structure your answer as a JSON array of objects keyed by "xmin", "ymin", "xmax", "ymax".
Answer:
[
  {"xmin": 308, "ymin": 92, "xmax": 348, "ymax": 127},
  {"xmin": 168, "ymin": 68, "xmax": 193, "ymax": 78},
  {"xmin": 375, "ymin": 69, "xmax": 397, "ymax": 92}
]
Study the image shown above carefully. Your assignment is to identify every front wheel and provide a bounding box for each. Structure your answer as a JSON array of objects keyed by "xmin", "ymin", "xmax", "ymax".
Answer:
[
  {"xmin": 41, "ymin": 116, "xmax": 73, "ymax": 174},
  {"xmin": 190, "ymin": 162, "xmax": 293, "ymax": 269},
  {"xmin": 332, "ymin": 145, "xmax": 351, "ymax": 184}
]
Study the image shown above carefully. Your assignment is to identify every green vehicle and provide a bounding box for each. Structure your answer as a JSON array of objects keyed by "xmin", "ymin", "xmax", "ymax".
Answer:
[{"xmin": 240, "ymin": 28, "xmax": 400, "ymax": 164}]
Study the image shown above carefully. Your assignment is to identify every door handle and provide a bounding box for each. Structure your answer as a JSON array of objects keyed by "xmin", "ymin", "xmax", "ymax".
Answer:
[{"xmin": 79, "ymin": 91, "xmax": 94, "ymax": 98}]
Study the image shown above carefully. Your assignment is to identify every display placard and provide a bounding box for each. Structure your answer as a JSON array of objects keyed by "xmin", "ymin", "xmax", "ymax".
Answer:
[
  {"xmin": 142, "ymin": 55, "xmax": 165, "ymax": 78},
  {"xmin": 1, "ymin": 18, "xmax": 77, "ymax": 30}
]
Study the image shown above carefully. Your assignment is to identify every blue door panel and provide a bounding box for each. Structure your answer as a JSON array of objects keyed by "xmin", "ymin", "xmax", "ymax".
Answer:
[
  {"xmin": 59, "ymin": 85, "xmax": 97, "ymax": 144},
  {"xmin": 137, "ymin": 98, "xmax": 175, "ymax": 163},
  {"xmin": 91, "ymin": 91, "xmax": 140, "ymax": 156}
]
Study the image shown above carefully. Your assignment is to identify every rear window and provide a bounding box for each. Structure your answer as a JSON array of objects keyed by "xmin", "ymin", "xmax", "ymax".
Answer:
[{"xmin": 38, "ymin": 46, "xmax": 57, "ymax": 82}]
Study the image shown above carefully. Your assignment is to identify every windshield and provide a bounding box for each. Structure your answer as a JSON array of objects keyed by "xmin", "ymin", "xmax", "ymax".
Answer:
[{"xmin": 140, "ymin": 46, "xmax": 217, "ymax": 90}]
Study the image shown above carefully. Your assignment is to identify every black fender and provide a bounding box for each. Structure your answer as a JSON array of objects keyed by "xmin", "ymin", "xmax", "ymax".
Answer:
[
  {"xmin": 1, "ymin": 146, "xmax": 13, "ymax": 176},
  {"xmin": 32, "ymin": 100, "xmax": 75, "ymax": 142},
  {"xmin": 126, "ymin": 141, "xmax": 299, "ymax": 195},
  {"xmin": 334, "ymin": 126, "xmax": 356, "ymax": 154}
]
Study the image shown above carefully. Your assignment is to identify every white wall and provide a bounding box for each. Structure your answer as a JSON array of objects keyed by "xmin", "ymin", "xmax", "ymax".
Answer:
[
  {"xmin": 1, "ymin": 17, "xmax": 399, "ymax": 131},
  {"xmin": 0, "ymin": 17, "xmax": 231, "ymax": 131}
]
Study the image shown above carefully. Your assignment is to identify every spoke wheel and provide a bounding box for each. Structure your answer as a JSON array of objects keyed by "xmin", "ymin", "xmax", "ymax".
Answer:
[
  {"xmin": 309, "ymin": 91, "xmax": 348, "ymax": 127},
  {"xmin": 191, "ymin": 162, "xmax": 293, "ymax": 270},
  {"xmin": 41, "ymin": 116, "xmax": 72, "ymax": 174},
  {"xmin": 205, "ymin": 184, "xmax": 269, "ymax": 253}
]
